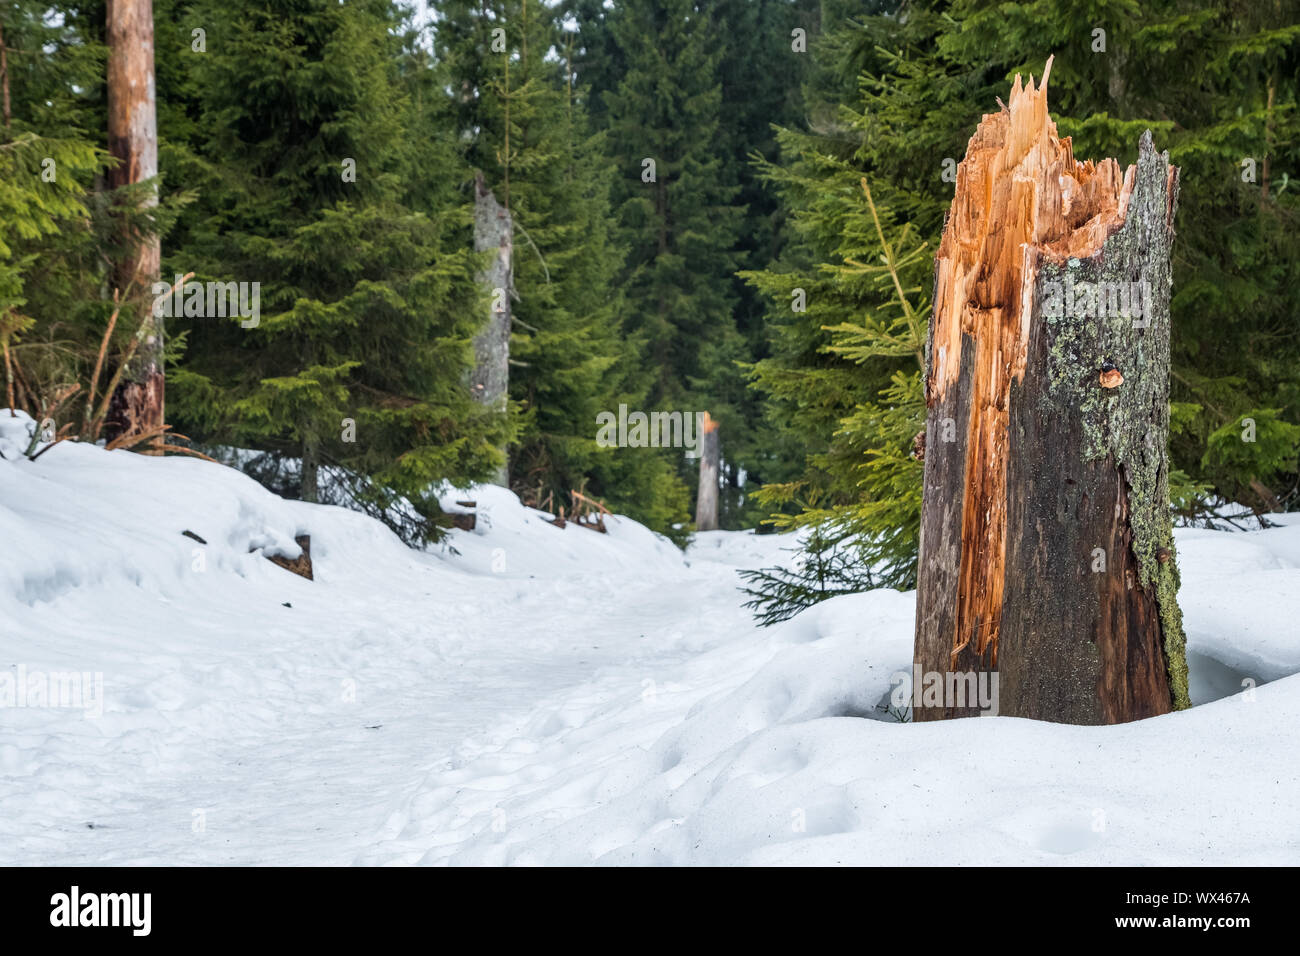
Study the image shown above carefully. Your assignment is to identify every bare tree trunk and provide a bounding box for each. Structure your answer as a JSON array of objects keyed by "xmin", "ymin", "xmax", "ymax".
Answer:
[
  {"xmin": 301, "ymin": 435, "xmax": 320, "ymax": 504},
  {"xmin": 695, "ymin": 412, "xmax": 720, "ymax": 531},
  {"xmin": 913, "ymin": 60, "xmax": 1188, "ymax": 725},
  {"xmin": 103, "ymin": 0, "xmax": 162, "ymax": 447},
  {"xmin": 471, "ymin": 172, "xmax": 511, "ymax": 486}
]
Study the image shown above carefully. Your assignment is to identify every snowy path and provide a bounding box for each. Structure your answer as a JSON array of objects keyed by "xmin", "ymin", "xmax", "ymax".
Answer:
[
  {"xmin": 5, "ymin": 560, "xmax": 754, "ymax": 866},
  {"xmin": 0, "ymin": 427, "xmax": 773, "ymax": 864},
  {"xmin": 161, "ymin": 566, "xmax": 753, "ymax": 866}
]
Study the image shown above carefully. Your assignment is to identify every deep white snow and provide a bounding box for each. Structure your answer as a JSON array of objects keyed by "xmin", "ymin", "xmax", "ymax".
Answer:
[{"xmin": 2, "ymin": 409, "xmax": 1298, "ymax": 865}]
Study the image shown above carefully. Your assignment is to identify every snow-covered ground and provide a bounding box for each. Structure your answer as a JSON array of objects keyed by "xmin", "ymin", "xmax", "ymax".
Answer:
[{"xmin": 2, "ymin": 410, "xmax": 1298, "ymax": 865}]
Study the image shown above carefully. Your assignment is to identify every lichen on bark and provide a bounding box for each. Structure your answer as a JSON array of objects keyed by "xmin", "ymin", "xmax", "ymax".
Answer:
[{"xmin": 1037, "ymin": 131, "xmax": 1190, "ymax": 710}]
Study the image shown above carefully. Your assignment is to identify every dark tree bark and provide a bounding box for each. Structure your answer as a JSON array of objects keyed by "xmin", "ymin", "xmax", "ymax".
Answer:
[
  {"xmin": 300, "ymin": 434, "xmax": 320, "ymax": 504},
  {"xmin": 103, "ymin": 0, "xmax": 162, "ymax": 447},
  {"xmin": 695, "ymin": 413, "xmax": 720, "ymax": 531},
  {"xmin": 912, "ymin": 61, "xmax": 1189, "ymax": 724},
  {"xmin": 471, "ymin": 172, "xmax": 512, "ymax": 486}
]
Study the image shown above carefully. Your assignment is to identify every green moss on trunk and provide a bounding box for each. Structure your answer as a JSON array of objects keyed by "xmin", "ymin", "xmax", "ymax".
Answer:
[{"xmin": 1038, "ymin": 132, "xmax": 1189, "ymax": 710}]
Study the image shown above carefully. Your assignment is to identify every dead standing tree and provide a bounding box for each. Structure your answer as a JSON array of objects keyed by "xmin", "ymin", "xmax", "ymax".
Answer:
[
  {"xmin": 695, "ymin": 412, "xmax": 720, "ymax": 531},
  {"xmin": 471, "ymin": 171, "xmax": 512, "ymax": 486},
  {"xmin": 912, "ymin": 60, "xmax": 1189, "ymax": 724},
  {"xmin": 104, "ymin": 0, "xmax": 162, "ymax": 446}
]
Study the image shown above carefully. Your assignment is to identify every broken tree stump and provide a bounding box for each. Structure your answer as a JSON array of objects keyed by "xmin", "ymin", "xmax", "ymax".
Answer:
[
  {"xmin": 912, "ymin": 59, "xmax": 1189, "ymax": 724},
  {"xmin": 695, "ymin": 412, "xmax": 720, "ymax": 532}
]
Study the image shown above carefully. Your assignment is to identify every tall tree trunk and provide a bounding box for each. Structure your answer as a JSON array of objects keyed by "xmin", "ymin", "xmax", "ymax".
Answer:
[
  {"xmin": 912, "ymin": 61, "xmax": 1189, "ymax": 725},
  {"xmin": 104, "ymin": 0, "xmax": 162, "ymax": 447},
  {"xmin": 695, "ymin": 412, "xmax": 720, "ymax": 531},
  {"xmin": 301, "ymin": 435, "xmax": 320, "ymax": 504},
  {"xmin": 471, "ymin": 172, "xmax": 511, "ymax": 486}
]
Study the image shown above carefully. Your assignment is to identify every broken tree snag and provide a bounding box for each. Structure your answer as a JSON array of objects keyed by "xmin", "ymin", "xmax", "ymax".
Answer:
[
  {"xmin": 103, "ymin": 0, "xmax": 163, "ymax": 449},
  {"xmin": 913, "ymin": 58, "xmax": 1188, "ymax": 724},
  {"xmin": 471, "ymin": 172, "xmax": 512, "ymax": 486},
  {"xmin": 695, "ymin": 412, "xmax": 721, "ymax": 532}
]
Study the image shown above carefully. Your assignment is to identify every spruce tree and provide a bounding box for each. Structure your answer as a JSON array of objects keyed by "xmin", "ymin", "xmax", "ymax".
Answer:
[
  {"xmin": 601, "ymin": 0, "xmax": 749, "ymax": 524},
  {"xmin": 0, "ymin": 0, "xmax": 136, "ymax": 423},
  {"xmin": 439, "ymin": 0, "xmax": 692, "ymax": 538},
  {"xmin": 166, "ymin": 0, "xmax": 509, "ymax": 541}
]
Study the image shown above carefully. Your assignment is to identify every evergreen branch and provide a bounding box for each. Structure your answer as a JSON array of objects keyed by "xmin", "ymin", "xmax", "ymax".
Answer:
[{"xmin": 513, "ymin": 217, "xmax": 550, "ymax": 284}]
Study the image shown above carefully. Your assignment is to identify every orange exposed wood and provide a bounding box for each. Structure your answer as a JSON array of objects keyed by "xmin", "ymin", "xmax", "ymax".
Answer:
[
  {"xmin": 106, "ymin": 0, "xmax": 160, "ymax": 293},
  {"xmin": 105, "ymin": 0, "xmax": 163, "ymax": 447},
  {"xmin": 931, "ymin": 57, "xmax": 1136, "ymax": 669}
]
